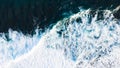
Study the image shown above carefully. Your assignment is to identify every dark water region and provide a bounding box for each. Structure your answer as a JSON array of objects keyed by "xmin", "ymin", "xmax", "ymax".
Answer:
[{"xmin": 0, "ymin": 0, "xmax": 120, "ymax": 34}]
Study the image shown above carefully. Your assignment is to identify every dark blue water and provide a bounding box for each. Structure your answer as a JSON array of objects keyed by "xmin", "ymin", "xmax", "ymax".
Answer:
[{"xmin": 0, "ymin": 0, "xmax": 120, "ymax": 34}]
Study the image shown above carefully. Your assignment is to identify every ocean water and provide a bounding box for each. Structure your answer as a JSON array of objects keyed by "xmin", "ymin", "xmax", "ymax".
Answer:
[
  {"xmin": 0, "ymin": 0, "xmax": 120, "ymax": 68},
  {"xmin": 0, "ymin": 8, "xmax": 120, "ymax": 68},
  {"xmin": 0, "ymin": 0, "xmax": 120, "ymax": 33}
]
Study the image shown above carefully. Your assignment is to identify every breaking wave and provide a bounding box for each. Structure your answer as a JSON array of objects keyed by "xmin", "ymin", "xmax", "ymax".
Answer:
[{"xmin": 1, "ymin": 8, "xmax": 120, "ymax": 68}]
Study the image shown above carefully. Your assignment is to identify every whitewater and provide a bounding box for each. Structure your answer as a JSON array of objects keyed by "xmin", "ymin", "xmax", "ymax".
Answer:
[{"xmin": 0, "ymin": 8, "xmax": 120, "ymax": 68}]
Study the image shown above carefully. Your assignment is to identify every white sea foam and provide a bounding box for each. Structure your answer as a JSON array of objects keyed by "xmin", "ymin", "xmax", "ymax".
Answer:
[{"xmin": 0, "ymin": 29, "xmax": 42, "ymax": 66}]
